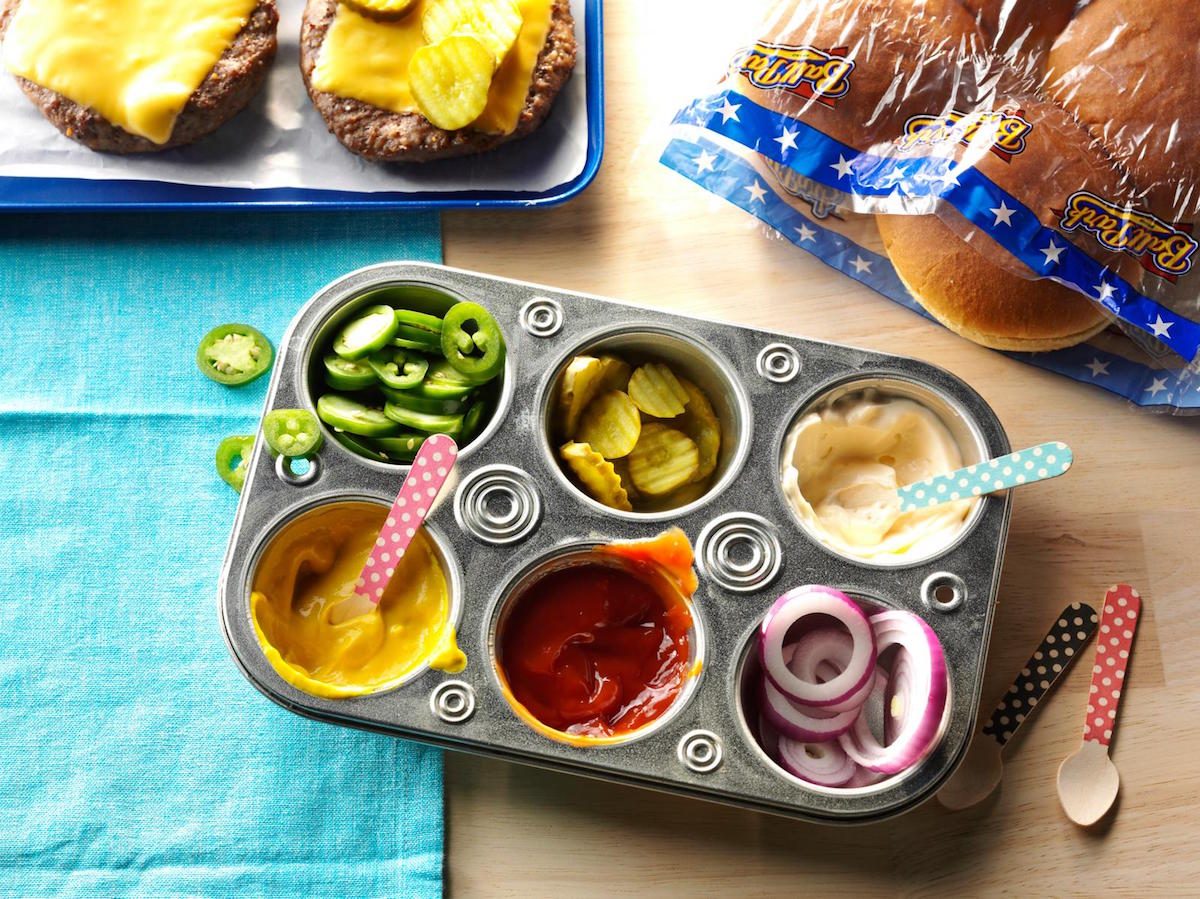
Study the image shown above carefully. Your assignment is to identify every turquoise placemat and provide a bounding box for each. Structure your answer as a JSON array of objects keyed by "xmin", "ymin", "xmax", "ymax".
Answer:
[{"xmin": 0, "ymin": 213, "xmax": 445, "ymax": 898}]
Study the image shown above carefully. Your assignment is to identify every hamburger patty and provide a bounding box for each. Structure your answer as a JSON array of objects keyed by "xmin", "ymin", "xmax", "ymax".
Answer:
[
  {"xmin": 299, "ymin": 0, "xmax": 576, "ymax": 162},
  {"xmin": 0, "ymin": 0, "xmax": 278, "ymax": 153}
]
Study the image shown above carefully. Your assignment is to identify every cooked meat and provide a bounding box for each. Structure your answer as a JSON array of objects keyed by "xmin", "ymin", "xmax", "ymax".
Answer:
[
  {"xmin": 0, "ymin": 0, "xmax": 279, "ymax": 153},
  {"xmin": 299, "ymin": 0, "xmax": 576, "ymax": 162}
]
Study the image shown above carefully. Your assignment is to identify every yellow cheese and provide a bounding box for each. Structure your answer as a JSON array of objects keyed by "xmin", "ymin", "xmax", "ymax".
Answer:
[
  {"xmin": 311, "ymin": 0, "xmax": 553, "ymax": 136},
  {"xmin": 3, "ymin": 0, "xmax": 257, "ymax": 145}
]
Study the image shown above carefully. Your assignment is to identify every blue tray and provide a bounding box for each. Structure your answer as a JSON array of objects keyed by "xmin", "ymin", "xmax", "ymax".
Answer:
[{"xmin": 0, "ymin": 0, "xmax": 603, "ymax": 212}]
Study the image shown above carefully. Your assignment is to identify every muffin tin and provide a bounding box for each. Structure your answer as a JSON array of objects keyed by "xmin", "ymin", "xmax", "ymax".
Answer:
[{"xmin": 216, "ymin": 261, "xmax": 1012, "ymax": 823}]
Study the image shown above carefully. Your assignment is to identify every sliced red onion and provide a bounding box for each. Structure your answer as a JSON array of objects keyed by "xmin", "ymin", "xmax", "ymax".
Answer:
[
  {"xmin": 843, "ymin": 767, "xmax": 887, "ymax": 788},
  {"xmin": 777, "ymin": 736, "xmax": 857, "ymax": 787},
  {"xmin": 756, "ymin": 714, "xmax": 781, "ymax": 761},
  {"xmin": 838, "ymin": 611, "xmax": 948, "ymax": 775},
  {"xmin": 761, "ymin": 680, "xmax": 858, "ymax": 742},
  {"xmin": 759, "ymin": 586, "xmax": 876, "ymax": 708},
  {"xmin": 804, "ymin": 644, "xmax": 879, "ymax": 713}
]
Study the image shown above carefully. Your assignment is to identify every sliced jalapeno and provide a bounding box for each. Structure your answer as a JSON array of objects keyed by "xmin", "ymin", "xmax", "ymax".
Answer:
[
  {"xmin": 324, "ymin": 354, "xmax": 377, "ymax": 391},
  {"xmin": 215, "ymin": 434, "xmax": 255, "ymax": 493},
  {"xmin": 331, "ymin": 430, "xmax": 389, "ymax": 462},
  {"xmin": 379, "ymin": 386, "xmax": 466, "ymax": 415},
  {"xmin": 367, "ymin": 433, "xmax": 427, "ymax": 463},
  {"xmin": 316, "ymin": 394, "xmax": 401, "ymax": 437},
  {"xmin": 197, "ymin": 324, "xmax": 273, "ymax": 386},
  {"xmin": 441, "ymin": 302, "xmax": 505, "ymax": 382},
  {"xmin": 390, "ymin": 324, "xmax": 443, "ymax": 352},
  {"xmin": 333, "ymin": 305, "xmax": 399, "ymax": 360},
  {"xmin": 461, "ymin": 398, "xmax": 489, "ymax": 442},
  {"xmin": 383, "ymin": 402, "xmax": 464, "ymax": 436},
  {"xmin": 412, "ymin": 360, "xmax": 479, "ymax": 399},
  {"xmin": 263, "ymin": 408, "xmax": 324, "ymax": 458},
  {"xmin": 394, "ymin": 309, "xmax": 444, "ymax": 333},
  {"xmin": 368, "ymin": 347, "xmax": 429, "ymax": 390}
]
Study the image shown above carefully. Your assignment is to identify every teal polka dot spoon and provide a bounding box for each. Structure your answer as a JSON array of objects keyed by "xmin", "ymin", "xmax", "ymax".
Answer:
[{"xmin": 898, "ymin": 441, "xmax": 1073, "ymax": 512}]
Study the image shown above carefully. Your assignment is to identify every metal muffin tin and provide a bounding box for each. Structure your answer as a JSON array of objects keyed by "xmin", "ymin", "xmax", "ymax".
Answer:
[{"xmin": 217, "ymin": 261, "xmax": 1011, "ymax": 823}]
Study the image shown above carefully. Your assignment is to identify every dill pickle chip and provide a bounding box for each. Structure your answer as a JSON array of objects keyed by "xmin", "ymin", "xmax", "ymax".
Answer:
[
  {"xmin": 628, "ymin": 363, "xmax": 690, "ymax": 419},
  {"xmin": 339, "ymin": 0, "xmax": 418, "ymax": 20},
  {"xmin": 627, "ymin": 424, "xmax": 700, "ymax": 496},
  {"xmin": 421, "ymin": 0, "xmax": 524, "ymax": 66},
  {"xmin": 576, "ymin": 390, "xmax": 642, "ymax": 459},
  {"xmin": 676, "ymin": 377, "xmax": 721, "ymax": 481},
  {"xmin": 560, "ymin": 441, "xmax": 633, "ymax": 512},
  {"xmin": 557, "ymin": 354, "xmax": 633, "ymax": 438},
  {"xmin": 638, "ymin": 479, "xmax": 711, "ymax": 512},
  {"xmin": 408, "ymin": 35, "xmax": 495, "ymax": 131},
  {"xmin": 611, "ymin": 457, "xmax": 640, "ymax": 504}
]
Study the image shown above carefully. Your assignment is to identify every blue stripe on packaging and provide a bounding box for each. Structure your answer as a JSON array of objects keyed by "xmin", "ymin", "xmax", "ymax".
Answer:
[{"xmin": 660, "ymin": 134, "xmax": 1200, "ymax": 411}]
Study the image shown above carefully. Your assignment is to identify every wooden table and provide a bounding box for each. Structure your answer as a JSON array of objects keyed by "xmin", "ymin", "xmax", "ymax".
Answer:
[{"xmin": 442, "ymin": 2, "xmax": 1200, "ymax": 893}]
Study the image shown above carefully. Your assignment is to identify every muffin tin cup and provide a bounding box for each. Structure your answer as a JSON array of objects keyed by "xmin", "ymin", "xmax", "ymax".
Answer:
[{"xmin": 217, "ymin": 261, "xmax": 1012, "ymax": 823}]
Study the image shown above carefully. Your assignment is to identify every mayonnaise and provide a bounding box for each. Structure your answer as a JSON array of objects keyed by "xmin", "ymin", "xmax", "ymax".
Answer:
[{"xmin": 781, "ymin": 391, "xmax": 976, "ymax": 562}]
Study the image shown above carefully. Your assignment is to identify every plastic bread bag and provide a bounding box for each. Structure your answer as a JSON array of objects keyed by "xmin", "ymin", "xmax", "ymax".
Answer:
[{"xmin": 660, "ymin": 0, "xmax": 1200, "ymax": 413}]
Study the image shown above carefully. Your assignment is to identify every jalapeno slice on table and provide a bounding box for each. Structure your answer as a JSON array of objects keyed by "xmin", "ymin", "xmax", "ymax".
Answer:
[
  {"xmin": 197, "ymin": 324, "xmax": 273, "ymax": 386},
  {"xmin": 216, "ymin": 434, "xmax": 255, "ymax": 493},
  {"xmin": 263, "ymin": 409, "xmax": 324, "ymax": 458},
  {"xmin": 316, "ymin": 394, "xmax": 400, "ymax": 437},
  {"xmin": 441, "ymin": 302, "xmax": 505, "ymax": 382},
  {"xmin": 368, "ymin": 348, "xmax": 429, "ymax": 390},
  {"xmin": 324, "ymin": 354, "xmax": 377, "ymax": 391},
  {"xmin": 332, "ymin": 305, "xmax": 399, "ymax": 360}
]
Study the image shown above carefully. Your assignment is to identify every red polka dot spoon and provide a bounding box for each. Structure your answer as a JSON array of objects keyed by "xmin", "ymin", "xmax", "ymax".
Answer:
[
  {"xmin": 938, "ymin": 601, "xmax": 1098, "ymax": 810},
  {"xmin": 331, "ymin": 434, "xmax": 459, "ymax": 625},
  {"xmin": 1057, "ymin": 584, "xmax": 1143, "ymax": 826}
]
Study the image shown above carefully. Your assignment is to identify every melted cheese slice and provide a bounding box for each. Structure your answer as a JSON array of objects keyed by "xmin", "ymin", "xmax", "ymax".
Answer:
[
  {"xmin": 3, "ymin": 0, "xmax": 258, "ymax": 144},
  {"xmin": 311, "ymin": 0, "xmax": 553, "ymax": 136}
]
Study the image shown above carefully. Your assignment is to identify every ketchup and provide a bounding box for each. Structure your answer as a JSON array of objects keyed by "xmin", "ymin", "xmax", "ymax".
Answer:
[{"xmin": 498, "ymin": 560, "xmax": 693, "ymax": 738}]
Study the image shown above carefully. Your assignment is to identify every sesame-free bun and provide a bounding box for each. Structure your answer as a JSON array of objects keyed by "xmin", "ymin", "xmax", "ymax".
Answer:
[
  {"xmin": 738, "ymin": 0, "xmax": 985, "ymax": 149},
  {"xmin": 1045, "ymin": 0, "xmax": 1200, "ymax": 215},
  {"xmin": 877, "ymin": 212, "xmax": 1110, "ymax": 350},
  {"xmin": 962, "ymin": 0, "xmax": 1077, "ymax": 72}
]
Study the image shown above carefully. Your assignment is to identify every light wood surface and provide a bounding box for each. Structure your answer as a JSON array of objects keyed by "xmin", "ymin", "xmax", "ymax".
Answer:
[{"xmin": 441, "ymin": 2, "xmax": 1200, "ymax": 894}]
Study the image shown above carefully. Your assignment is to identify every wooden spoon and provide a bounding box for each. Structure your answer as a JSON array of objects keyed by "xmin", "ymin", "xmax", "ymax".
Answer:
[
  {"xmin": 938, "ymin": 601, "xmax": 1097, "ymax": 810},
  {"xmin": 1057, "ymin": 584, "xmax": 1142, "ymax": 826}
]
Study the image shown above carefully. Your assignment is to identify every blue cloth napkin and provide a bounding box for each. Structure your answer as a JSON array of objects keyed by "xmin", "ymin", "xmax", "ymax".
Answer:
[{"xmin": 0, "ymin": 212, "xmax": 445, "ymax": 898}]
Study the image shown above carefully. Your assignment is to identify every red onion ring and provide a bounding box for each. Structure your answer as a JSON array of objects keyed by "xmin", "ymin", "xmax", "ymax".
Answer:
[
  {"xmin": 759, "ymin": 587, "xmax": 876, "ymax": 708},
  {"xmin": 756, "ymin": 714, "xmax": 781, "ymax": 761},
  {"xmin": 761, "ymin": 679, "xmax": 859, "ymax": 742},
  {"xmin": 794, "ymin": 632, "xmax": 880, "ymax": 713},
  {"xmin": 838, "ymin": 611, "xmax": 948, "ymax": 775},
  {"xmin": 777, "ymin": 736, "xmax": 857, "ymax": 787}
]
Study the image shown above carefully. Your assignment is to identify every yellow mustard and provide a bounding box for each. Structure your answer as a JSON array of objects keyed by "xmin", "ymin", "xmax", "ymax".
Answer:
[
  {"xmin": 311, "ymin": 0, "xmax": 554, "ymax": 136},
  {"xmin": 250, "ymin": 501, "xmax": 464, "ymax": 699},
  {"xmin": 2, "ymin": 0, "xmax": 258, "ymax": 144}
]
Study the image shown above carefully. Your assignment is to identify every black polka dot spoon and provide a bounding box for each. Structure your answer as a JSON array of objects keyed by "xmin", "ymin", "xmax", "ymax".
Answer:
[
  {"xmin": 1058, "ymin": 584, "xmax": 1142, "ymax": 826},
  {"xmin": 938, "ymin": 602, "xmax": 1098, "ymax": 810}
]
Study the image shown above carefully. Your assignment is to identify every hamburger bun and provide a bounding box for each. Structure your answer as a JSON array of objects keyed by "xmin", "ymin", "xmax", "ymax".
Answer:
[
  {"xmin": 876, "ymin": 95, "xmax": 1139, "ymax": 351},
  {"xmin": 877, "ymin": 212, "xmax": 1110, "ymax": 350},
  {"xmin": 1045, "ymin": 0, "xmax": 1200, "ymax": 217},
  {"xmin": 962, "ymin": 0, "xmax": 1077, "ymax": 74},
  {"xmin": 737, "ymin": 0, "xmax": 986, "ymax": 149},
  {"xmin": 299, "ymin": 0, "xmax": 576, "ymax": 163},
  {"xmin": 0, "ymin": 0, "xmax": 278, "ymax": 153}
]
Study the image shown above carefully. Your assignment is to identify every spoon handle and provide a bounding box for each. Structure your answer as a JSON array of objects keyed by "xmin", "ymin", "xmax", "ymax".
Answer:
[
  {"xmin": 1083, "ymin": 585, "xmax": 1142, "ymax": 746},
  {"xmin": 898, "ymin": 442, "xmax": 1073, "ymax": 512},
  {"xmin": 981, "ymin": 602, "xmax": 1097, "ymax": 747}
]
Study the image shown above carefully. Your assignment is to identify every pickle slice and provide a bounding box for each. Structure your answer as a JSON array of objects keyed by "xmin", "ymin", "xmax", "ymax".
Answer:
[
  {"xmin": 627, "ymin": 424, "xmax": 700, "ymax": 496},
  {"xmin": 628, "ymin": 363, "xmax": 690, "ymax": 419},
  {"xmin": 557, "ymin": 354, "xmax": 632, "ymax": 439},
  {"xmin": 409, "ymin": 35, "xmax": 495, "ymax": 131},
  {"xmin": 339, "ymin": 0, "xmax": 418, "ymax": 20},
  {"xmin": 421, "ymin": 0, "xmax": 524, "ymax": 66},
  {"xmin": 576, "ymin": 390, "xmax": 642, "ymax": 459},
  {"xmin": 676, "ymin": 377, "xmax": 721, "ymax": 481},
  {"xmin": 560, "ymin": 442, "xmax": 633, "ymax": 512}
]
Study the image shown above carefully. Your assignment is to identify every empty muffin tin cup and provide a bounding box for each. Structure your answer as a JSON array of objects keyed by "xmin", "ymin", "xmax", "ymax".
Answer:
[
  {"xmin": 489, "ymin": 543, "xmax": 706, "ymax": 747},
  {"xmin": 245, "ymin": 496, "xmax": 464, "ymax": 699},
  {"xmin": 301, "ymin": 280, "xmax": 515, "ymax": 471},
  {"xmin": 733, "ymin": 591, "xmax": 954, "ymax": 795},
  {"xmin": 538, "ymin": 325, "xmax": 752, "ymax": 521},
  {"xmin": 777, "ymin": 375, "xmax": 989, "ymax": 568}
]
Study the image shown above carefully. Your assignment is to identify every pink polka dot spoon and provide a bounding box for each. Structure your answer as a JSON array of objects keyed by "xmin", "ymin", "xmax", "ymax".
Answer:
[
  {"xmin": 938, "ymin": 601, "xmax": 1098, "ymax": 810},
  {"xmin": 332, "ymin": 434, "xmax": 459, "ymax": 625},
  {"xmin": 1057, "ymin": 584, "xmax": 1143, "ymax": 826}
]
